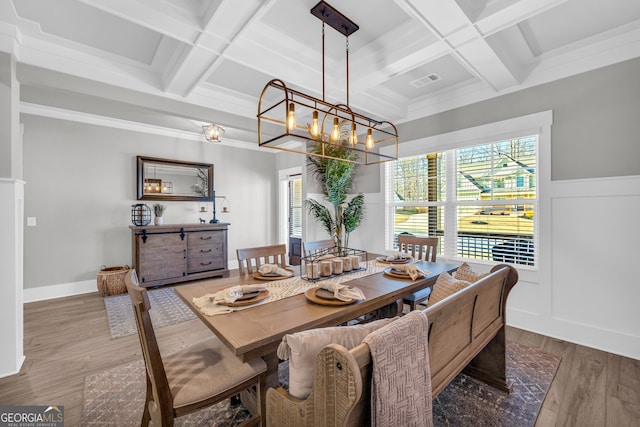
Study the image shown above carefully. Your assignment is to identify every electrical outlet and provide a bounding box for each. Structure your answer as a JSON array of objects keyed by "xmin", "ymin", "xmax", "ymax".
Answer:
[{"xmin": 27, "ymin": 217, "xmax": 37, "ymax": 227}]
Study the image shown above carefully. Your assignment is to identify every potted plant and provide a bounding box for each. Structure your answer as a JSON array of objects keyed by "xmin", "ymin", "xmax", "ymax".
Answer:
[
  {"xmin": 304, "ymin": 122, "xmax": 365, "ymax": 255},
  {"xmin": 153, "ymin": 203, "xmax": 166, "ymax": 225}
]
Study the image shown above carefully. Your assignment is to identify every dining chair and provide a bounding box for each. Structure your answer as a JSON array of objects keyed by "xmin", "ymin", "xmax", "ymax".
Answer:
[
  {"xmin": 125, "ymin": 270, "xmax": 266, "ymax": 426},
  {"xmin": 236, "ymin": 244, "xmax": 287, "ymax": 275},
  {"xmin": 302, "ymin": 239, "xmax": 336, "ymax": 258},
  {"xmin": 397, "ymin": 234, "xmax": 439, "ymax": 311}
]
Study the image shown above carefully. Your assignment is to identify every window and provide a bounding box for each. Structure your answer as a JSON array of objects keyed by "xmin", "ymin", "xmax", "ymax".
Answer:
[
  {"xmin": 289, "ymin": 175, "xmax": 303, "ymax": 238},
  {"xmin": 386, "ymin": 136, "xmax": 537, "ymax": 266}
]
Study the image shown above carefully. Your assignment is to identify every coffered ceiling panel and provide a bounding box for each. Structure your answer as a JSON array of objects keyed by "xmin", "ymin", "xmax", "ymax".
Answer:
[
  {"xmin": 520, "ymin": 0, "xmax": 640, "ymax": 55},
  {"xmin": 13, "ymin": 0, "xmax": 163, "ymax": 65},
  {"xmin": 380, "ymin": 54, "xmax": 476, "ymax": 100},
  {"xmin": 2, "ymin": 0, "xmax": 640, "ymax": 149},
  {"xmin": 205, "ymin": 59, "xmax": 275, "ymax": 99}
]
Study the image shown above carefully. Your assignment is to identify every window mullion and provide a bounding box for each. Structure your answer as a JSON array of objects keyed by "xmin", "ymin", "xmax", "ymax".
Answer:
[{"xmin": 444, "ymin": 148, "xmax": 457, "ymax": 259}]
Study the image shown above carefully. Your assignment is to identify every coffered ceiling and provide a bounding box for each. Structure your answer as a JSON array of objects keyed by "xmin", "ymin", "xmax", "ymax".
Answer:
[{"xmin": 2, "ymin": 0, "xmax": 640, "ymax": 149}]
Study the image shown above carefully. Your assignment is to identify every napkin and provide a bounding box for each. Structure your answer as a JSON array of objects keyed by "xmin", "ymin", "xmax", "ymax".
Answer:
[
  {"xmin": 386, "ymin": 252, "xmax": 412, "ymax": 262},
  {"xmin": 212, "ymin": 284, "xmax": 267, "ymax": 304},
  {"xmin": 258, "ymin": 264, "xmax": 294, "ymax": 277},
  {"xmin": 391, "ymin": 263, "xmax": 430, "ymax": 280},
  {"xmin": 320, "ymin": 281, "xmax": 366, "ymax": 302}
]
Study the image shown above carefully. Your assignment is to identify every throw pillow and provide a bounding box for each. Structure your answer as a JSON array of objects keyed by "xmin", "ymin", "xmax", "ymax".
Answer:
[
  {"xmin": 277, "ymin": 317, "xmax": 397, "ymax": 399},
  {"xmin": 427, "ymin": 272, "xmax": 471, "ymax": 307},
  {"xmin": 453, "ymin": 262, "xmax": 490, "ymax": 282}
]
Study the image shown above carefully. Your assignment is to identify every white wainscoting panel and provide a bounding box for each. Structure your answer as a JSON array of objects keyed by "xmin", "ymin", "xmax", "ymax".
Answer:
[
  {"xmin": 526, "ymin": 175, "xmax": 640, "ymax": 360},
  {"xmin": 551, "ymin": 194, "xmax": 639, "ymax": 334}
]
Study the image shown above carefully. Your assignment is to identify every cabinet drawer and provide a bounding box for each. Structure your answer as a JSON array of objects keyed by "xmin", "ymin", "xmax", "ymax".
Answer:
[
  {"xmin": 188, "ymin": 254, "xmax": 224, "ymax": 273},
  {"xmin": 187, "ymin": 244, "xmax": 222, "ymax": 259},
  {"xmin": 188, "ymin": 231, "xmax": 223, "ymax": 248}
]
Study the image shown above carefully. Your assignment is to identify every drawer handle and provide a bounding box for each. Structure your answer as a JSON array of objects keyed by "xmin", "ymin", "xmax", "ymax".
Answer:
[
  {"xmin": 200, "ymin": 249, "xmax": 212, "ymax": 253},
  {"xmin": 200, "ymin": 261, "xmax": 212, "ymax": 266},
  {"xmin": 200, "ymin": 236, "xmax": 213, "ymax": 240}
]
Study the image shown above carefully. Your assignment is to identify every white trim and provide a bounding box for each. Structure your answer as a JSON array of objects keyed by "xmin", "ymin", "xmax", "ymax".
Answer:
[
  {"xmin": 20, "ymin": 102, "xmax": 267, "ymax": 152},
  {"xmin": 22, "ymin": 262, "xmax": 241, "ymax": 302},
  {"xmin": 0, "ymin": 179, "xmax": 25, "ymax": 378},
  {"xmin": 0, "ymin": 356, "xmax": 25, "ymax": 379},
  {"xmin": 278, "ymin": 166, "xmax": 303, "ymax": 253},
  {"xmin": 23, "ymin": 280, "xmax": 97, "ymax": 303},
  {"xmin": 383, "ymin": 110, "xmax": 553, "ymax": 157},
  {"xmin": 507, "ymin": 308, "xmax": 640, "ymax": 361}
]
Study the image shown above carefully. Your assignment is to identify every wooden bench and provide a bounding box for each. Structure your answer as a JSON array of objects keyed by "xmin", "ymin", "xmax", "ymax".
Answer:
[{"xmin": 266, "ymin": 264, "xmax": 519, "ymax": 427}]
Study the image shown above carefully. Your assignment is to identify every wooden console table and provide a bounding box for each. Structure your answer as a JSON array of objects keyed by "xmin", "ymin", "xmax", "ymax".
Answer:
[{"xmin": 130, "ymin": 223, "xmax": 229, "ymax": 287}]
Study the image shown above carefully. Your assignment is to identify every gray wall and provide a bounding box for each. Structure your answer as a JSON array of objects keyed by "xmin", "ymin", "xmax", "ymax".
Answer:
[
  {"xmin": 22, "ymin": 116, "xmax": 278, "ymax": 289},
  {"xmin": 398, "ymin": 57, "xmax": 640, "ymax": 181}
]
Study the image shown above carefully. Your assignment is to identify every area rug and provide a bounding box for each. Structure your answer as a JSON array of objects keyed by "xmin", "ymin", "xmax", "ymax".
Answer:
[
  {"xmin": 104, "ymin": 287, "xmax": 196, "ymax": 339},
  {"xmin": 81, "ymin": 341, "xmax": 560, "ymax": 426},
  {"xmin": 432, "ymin": 341, "xmax": 561, "ymax": 426}
]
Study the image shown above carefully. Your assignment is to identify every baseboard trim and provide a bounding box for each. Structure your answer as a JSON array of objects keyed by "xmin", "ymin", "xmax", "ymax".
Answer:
[
  {"xmin": 24, "ymin": 262, "xmax": 241, "ymax": 303},
  {"xmin": 0, "ymin": 355, "xmax": 25, "ymax": 379},
  {"xmin": 24, "ymin": 280, "xmax": 97, "ymax": 303},
  {"xmin": 507, "ymin": 308, "xmax": 640, "ymax": 361}
]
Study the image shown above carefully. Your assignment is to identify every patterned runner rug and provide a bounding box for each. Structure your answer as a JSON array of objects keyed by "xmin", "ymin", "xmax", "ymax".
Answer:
[
  {"xmin": 104, "ymin": 287, "xmax": 196, "ymax": 339},
  {"xmin": 81, "ymin": 341, "xmax": 560, "ymax": 426}
]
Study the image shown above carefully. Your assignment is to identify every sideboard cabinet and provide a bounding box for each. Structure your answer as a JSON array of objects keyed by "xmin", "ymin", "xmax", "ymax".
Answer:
[{"xmin": 130, "ymin": 223, "xmax": 229, "ymax": 287}]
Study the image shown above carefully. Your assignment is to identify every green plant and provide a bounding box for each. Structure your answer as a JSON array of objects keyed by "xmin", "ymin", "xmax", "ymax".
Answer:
[
  {"xmin": 152, "ymin": 203, "xmax": 166, "ymax": 217},
  {"xmin": 304, "ymin": 122, "xmax": 365, "ymax": 254}
]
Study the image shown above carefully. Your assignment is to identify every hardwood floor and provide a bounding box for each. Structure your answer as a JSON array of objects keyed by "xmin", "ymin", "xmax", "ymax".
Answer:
[{"xmin": 1, "ymin": 289, "xmax": 638, "ymax": 426}]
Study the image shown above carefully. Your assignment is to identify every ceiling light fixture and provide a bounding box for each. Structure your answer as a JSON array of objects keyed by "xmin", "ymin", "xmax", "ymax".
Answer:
[
  {"xmin": 202, "ymin": 124, "xmax": 225, "ymax": 142},
  {"xmin": 257, "ymin": 0, "xmax": 398, "ymax": 165}
]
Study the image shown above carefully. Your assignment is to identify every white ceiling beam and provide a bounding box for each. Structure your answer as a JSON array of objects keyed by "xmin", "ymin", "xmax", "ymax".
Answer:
[
  {"xmin": 162, "ymin": 0, "xmax": 274, "ymax": 97},
  {"xmin": 401, "ymin": 0, "xmax": 471, "ymax": 38},
  {"xmin": 223, "ymin": 20, "xmax": 324, "ymax": 94},
  {"xmin": 396, "ymin": 0, "xmax": 521, "ymax": 90},
  {"xmin": 455, "ymin": 39, "xmax": 519, "ymax": 90},
  {"xmin": 475, "ymin": 0, "xmax": 569, "ymax": 37}
]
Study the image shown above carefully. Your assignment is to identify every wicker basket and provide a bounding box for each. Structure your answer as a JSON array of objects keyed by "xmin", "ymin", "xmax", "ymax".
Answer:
[{"xmin": 97, "ymin": 265, "xmax": 130, "ymax": 296}]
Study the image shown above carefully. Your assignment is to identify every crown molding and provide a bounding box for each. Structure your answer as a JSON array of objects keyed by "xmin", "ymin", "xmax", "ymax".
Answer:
[{"xmin": 20, "ymin": 102, "xmax": 267, "ymax": 152}]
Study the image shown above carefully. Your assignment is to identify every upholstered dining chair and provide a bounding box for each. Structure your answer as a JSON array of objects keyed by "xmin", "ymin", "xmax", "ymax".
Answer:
[
  {"xmin": 124, "ymin": 270, "xmax": 266, "ymax": 426},
  {"xmin": 236, "ymin": 244, "xmax": 288, "ymax": 275},
  {"xmin": 302, "ymin": 239, "xmax": 336, "ymax": 258},
  {"xmin": 397, "ymin": 234, "xmax": 439, "ymax": 311}
]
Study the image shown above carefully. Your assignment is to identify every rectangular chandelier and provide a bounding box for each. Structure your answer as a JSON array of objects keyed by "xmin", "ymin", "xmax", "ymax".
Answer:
[{"xmin": 257, "ymin": 1, "xmax": 398, "ymax": 165}]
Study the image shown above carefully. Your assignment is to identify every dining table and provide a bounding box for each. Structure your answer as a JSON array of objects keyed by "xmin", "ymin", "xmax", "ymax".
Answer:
[{"xmin": 174, "ymin": 258, "xmax": 458, "ymax": 420}]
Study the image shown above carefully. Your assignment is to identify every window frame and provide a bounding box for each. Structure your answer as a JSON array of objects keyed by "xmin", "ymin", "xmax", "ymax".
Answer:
[{"xmin": 381, "ymin": 111, "xmax": 552, "ymax": 271}]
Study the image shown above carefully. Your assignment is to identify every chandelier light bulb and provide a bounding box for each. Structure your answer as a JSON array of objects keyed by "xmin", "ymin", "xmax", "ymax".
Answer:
[
  {"xmin": 330, "ymin": 117, "xmax": 340, "ymax": 142},
  {"xmin": 287, "ymin": 103, "xmax": 296, "ymax": 131},
  {"xmin": 366, "ymin": 128, "xmax": 375, "ymax": 149},
  {"xmin": 350, "ymin": 123, "xmax": 358, "ymax": 146},
  {"xmin": 310, "ymin": 111, "xmax": 320, "ymax": 137}
]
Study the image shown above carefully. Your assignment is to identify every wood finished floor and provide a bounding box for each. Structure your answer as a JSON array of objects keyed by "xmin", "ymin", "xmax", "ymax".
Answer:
[{"xmin": 1, "ymin": 288, "xmax": 638, "ymax": 426}]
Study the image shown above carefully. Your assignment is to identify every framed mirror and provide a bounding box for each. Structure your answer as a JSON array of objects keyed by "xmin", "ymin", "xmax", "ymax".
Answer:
[{"xmin": 137, "ymin": 156, "xmax": 213, "ymax": 201}]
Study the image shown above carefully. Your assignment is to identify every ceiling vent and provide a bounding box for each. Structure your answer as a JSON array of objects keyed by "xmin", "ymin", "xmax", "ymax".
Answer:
[{"xmin": 410, "ymin": 73, "xmax": 442, "ymax": 88}]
